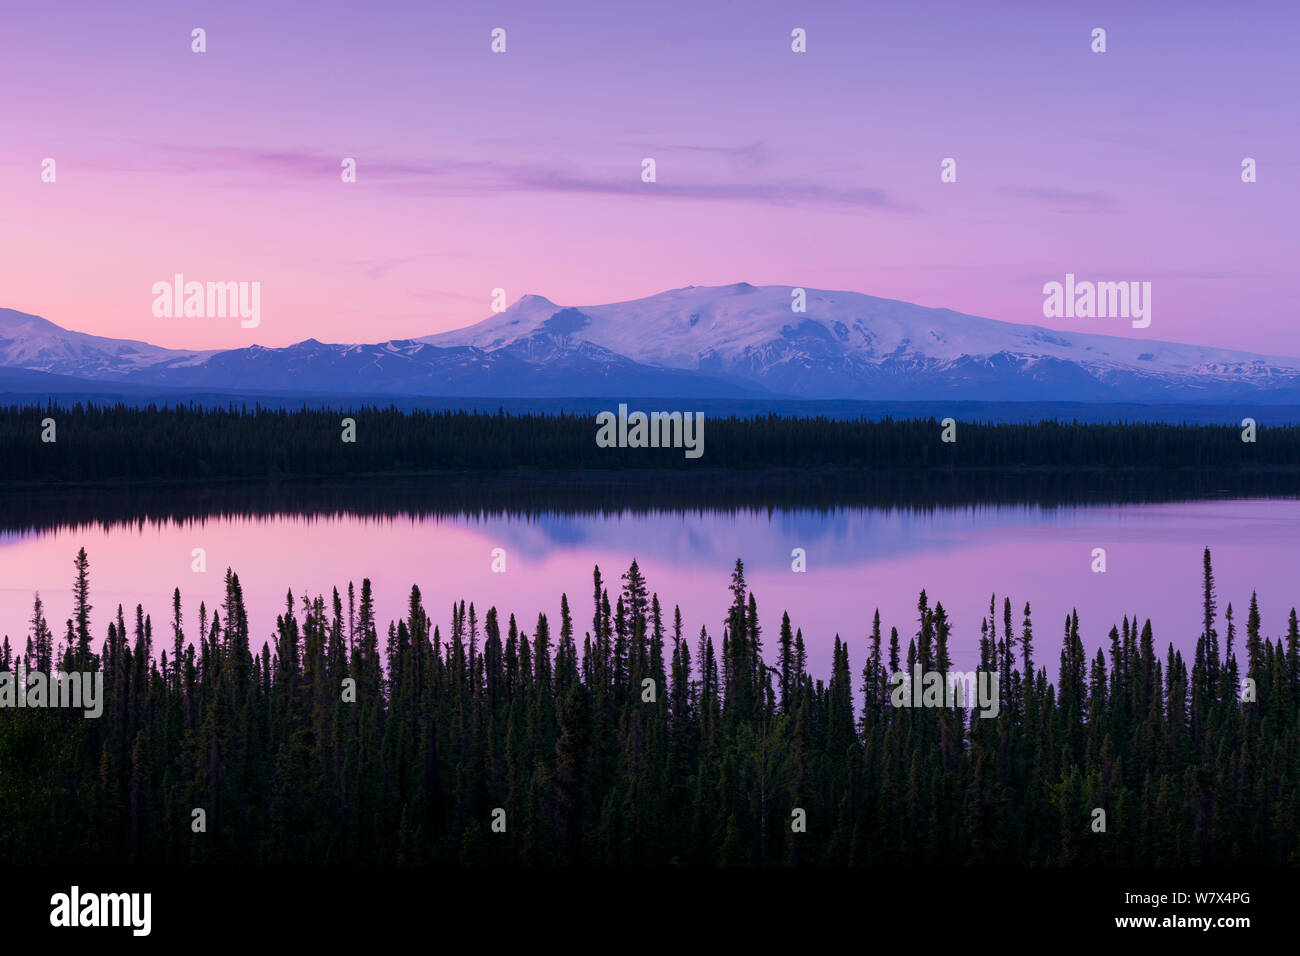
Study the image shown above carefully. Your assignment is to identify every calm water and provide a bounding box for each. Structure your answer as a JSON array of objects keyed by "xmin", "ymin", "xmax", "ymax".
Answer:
[{"xmin": 3, "ymin": 498, "xmax": 1299, "ymax": 679}]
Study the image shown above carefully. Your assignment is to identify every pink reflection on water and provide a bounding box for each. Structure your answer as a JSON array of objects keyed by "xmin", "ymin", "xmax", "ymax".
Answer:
[{"xmin": 3, "ymin": 499, "xmax": 1299, "ymax": 683}]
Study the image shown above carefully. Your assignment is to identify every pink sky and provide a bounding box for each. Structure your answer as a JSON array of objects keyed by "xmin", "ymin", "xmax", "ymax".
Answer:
[{"xmin": 1, "ymin": 0, "xmax": 1296, "ymax": 354}]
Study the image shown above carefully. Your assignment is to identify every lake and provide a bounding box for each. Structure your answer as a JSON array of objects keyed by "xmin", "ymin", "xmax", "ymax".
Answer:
[{"xmin": 3, "ymin": 495, "xmax": 1299, "ymax": 680}]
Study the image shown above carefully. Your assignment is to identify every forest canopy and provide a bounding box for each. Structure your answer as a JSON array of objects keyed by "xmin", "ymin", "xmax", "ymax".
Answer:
[{"xmin": 1, "ymin": 547, "xmax": 1296, "ymax": 867}]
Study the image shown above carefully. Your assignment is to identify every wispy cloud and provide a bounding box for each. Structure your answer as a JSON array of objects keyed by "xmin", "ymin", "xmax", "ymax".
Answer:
[
  {"xmin": 88, "ymin": 142, "xmax": 900, "ymax": 210},
  {"xmin": 995, "ymin": 186, "xmax": 1114, "ymax": 213},
  {"xmin": 623, "ymin": 140, "xmax": 770, "ymax": 170},
  {"xmin": 469, "ymin": 162, "xmax": 896, "ymax": 208}
]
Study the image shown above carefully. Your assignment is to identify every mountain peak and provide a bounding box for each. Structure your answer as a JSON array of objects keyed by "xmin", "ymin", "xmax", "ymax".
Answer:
[
  {"xmin": 516, "ymin": 293, "xmax": 559, "ymax": 309},
  {"xmin": 416, "ymin": 283, "xmax": 1300, "ymax": 402}
]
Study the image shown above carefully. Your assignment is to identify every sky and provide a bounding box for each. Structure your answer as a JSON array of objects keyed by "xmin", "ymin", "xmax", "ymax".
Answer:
[{"xmin": 1, "ymin": 0, "xmax": 1297, "ymax": 354}]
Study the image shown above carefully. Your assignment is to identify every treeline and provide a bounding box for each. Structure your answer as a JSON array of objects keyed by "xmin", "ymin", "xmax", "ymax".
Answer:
[
  {"xmin": 7, "ymin": 468, "xmax": 1300, "ymax": 537},
  {"xmin": 1, "ymin": 548, "xmax": 1297, "ymax": 866},
  {"xmin": 2, "ymin": 402, "xmax": 1298, "ymax": 482}
]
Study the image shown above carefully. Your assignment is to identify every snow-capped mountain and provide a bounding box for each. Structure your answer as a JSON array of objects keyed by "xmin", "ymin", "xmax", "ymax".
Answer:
[
  {"xmin": 106, "ymin": 337, "xmax": 765, "ymax": 397},
  {"xmin": 421, "ymin": 283, "xmax": 1300, "ymax": 402},
  {"xmin": 5, "ymin": 285, "xmax": 1300, "ymax": 402},
  {"xmin": 0, "ymin": 308, "xmax": 213, "ymax": 379},
  {"xmin": 0, "ymin": 307, "xmax": 763, "ymax": 398}
]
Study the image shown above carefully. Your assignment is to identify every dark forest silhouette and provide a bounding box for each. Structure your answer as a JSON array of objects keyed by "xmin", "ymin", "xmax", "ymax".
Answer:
[
  {"xmin": 4, "ymin": 403, "xmax": 1298, "ymax": 483},
  {"xmin": 1, "ymin": 548, "xmax": 1297, "ymax": 866}
]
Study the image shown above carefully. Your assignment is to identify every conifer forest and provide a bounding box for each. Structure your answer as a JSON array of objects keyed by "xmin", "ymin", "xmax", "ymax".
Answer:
[{"xmin": 3, "ymin": 547, "xmax": 1295, "ymax": 867}]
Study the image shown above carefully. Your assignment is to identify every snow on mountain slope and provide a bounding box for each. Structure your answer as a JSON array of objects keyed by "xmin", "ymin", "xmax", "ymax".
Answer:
[
  {"xmin": 420, "ymin": 283, "xmax": 1300, "ymax": 400},
  {"xmin": 121, "ymin": 337, "xmax": 769, "ymax": 397},
  {"xmin": 5, "ymin": 287, "xmax": 1300, "ymax": 402},
  {"xmin": 0, "ymin": 308, "xmax": 213, "ymax": 379}
]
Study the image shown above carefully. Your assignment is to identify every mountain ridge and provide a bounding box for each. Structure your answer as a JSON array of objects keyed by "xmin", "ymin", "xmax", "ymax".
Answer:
[{"xmin": 4, "ymin": 285, "xmax": 1300, "ymax": 402}]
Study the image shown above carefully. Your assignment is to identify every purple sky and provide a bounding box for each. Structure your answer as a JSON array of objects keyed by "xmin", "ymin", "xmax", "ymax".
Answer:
[{"xmin": 2, "ymin": 0, "xmax": 1296, "ymax": 354}]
